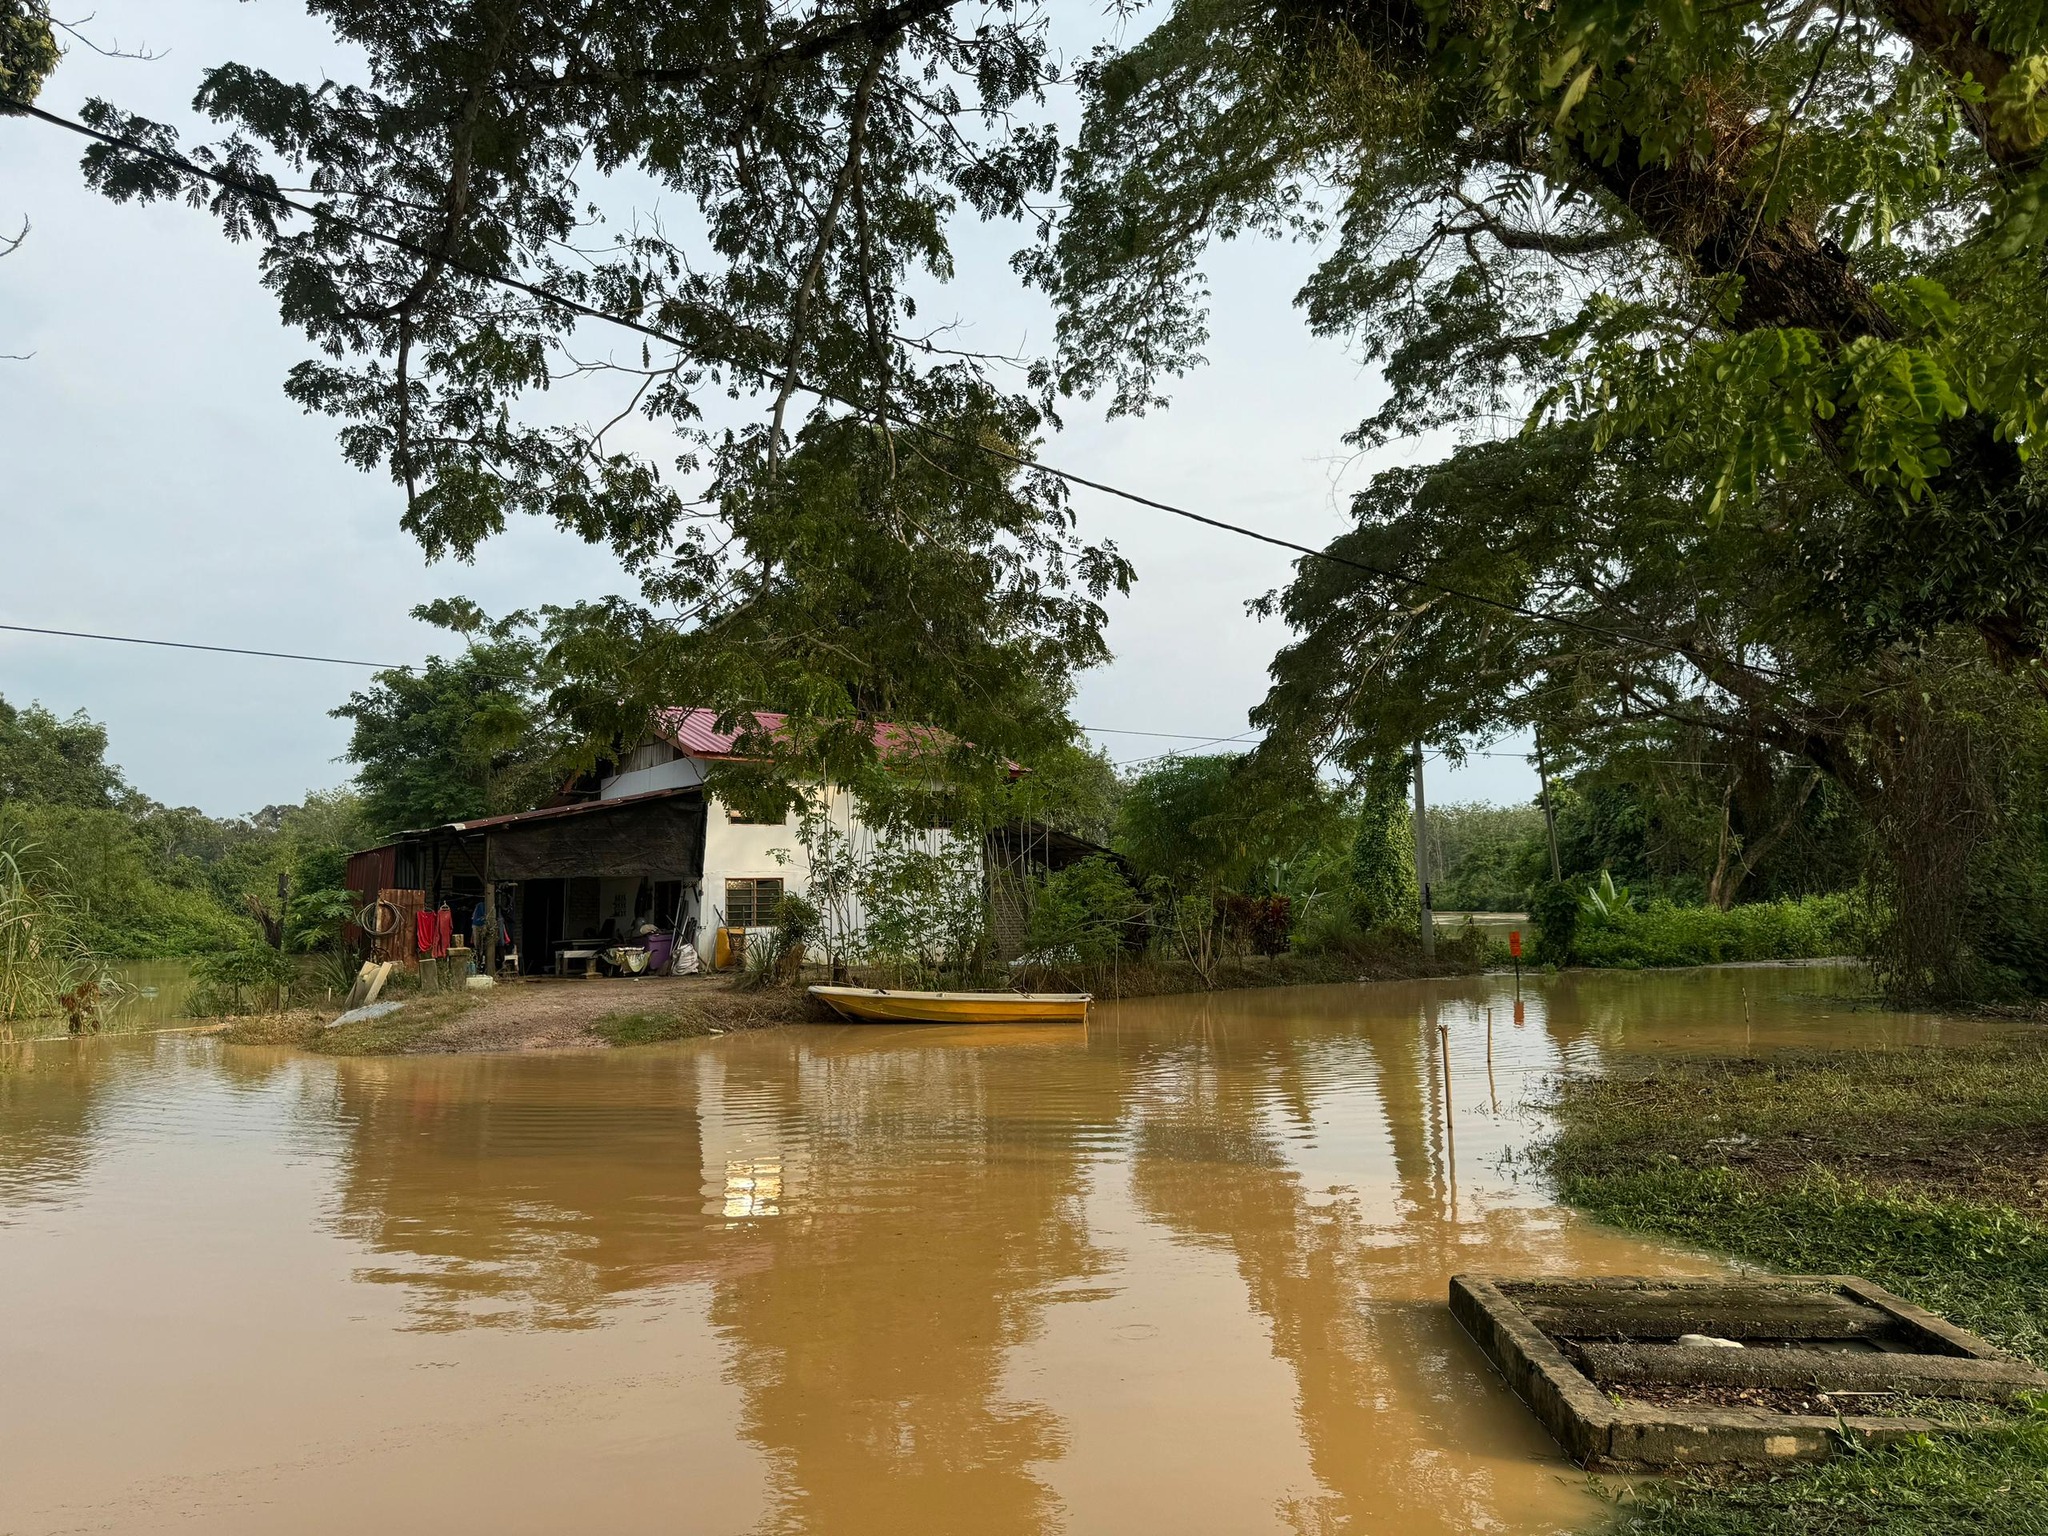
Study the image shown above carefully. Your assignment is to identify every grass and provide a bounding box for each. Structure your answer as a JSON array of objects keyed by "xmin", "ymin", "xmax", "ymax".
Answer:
[
  {"xmin": 589, "ymin": 1005, "xmax": 722, "ymax": 1046},
  {"xmin": 1573, "ymin": 893, "xmax": 1861, "ymax": 970},
  {"xmin": 216, "ymin": 992, "xmax": 476, "ymax": 1055},
  {"xmin": 1603, "ymin": 1409, "xmax": 2048, "ymax": 1534},
  {"xmin": 1542, "ymin": 1036, "xmax": 2048, "ymax": 1533}
]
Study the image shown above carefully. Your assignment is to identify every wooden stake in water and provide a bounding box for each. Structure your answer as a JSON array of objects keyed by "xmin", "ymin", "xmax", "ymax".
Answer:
[
  {"xmin": 1438, "ymin": 1021, "xmax": 1457, "ymax": 1202},
  {"xmin": 1485, "ymin": 1006, "xmax": 1499, "ymax": 1114}
]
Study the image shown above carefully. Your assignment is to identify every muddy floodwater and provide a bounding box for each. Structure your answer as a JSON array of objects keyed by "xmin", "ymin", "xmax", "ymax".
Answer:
[{"xmin": 0, "ymin": 964, "xmax": 1987, "ymax": 1535}]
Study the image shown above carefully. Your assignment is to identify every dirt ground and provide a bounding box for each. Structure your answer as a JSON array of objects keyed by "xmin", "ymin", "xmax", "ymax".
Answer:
[
  {"xmin": 216, "ymin": 972, "xmax": 824, "ymax": 1055},
  {"xmin": 442, "ymin": 972, "xmax": 821, "ymax": 1051}
]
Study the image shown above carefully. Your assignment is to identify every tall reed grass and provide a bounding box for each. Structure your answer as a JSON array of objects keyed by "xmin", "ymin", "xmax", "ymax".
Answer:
[{"xmin": 0, "ymin": 839, "xmax": 108, "ymax": 1026}]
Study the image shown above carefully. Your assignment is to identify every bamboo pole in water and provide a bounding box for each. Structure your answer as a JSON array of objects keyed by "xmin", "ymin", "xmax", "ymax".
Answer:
[{"xmin": 1438, "ymin": 1019, "xmax": 1457, "ymax": 1208}]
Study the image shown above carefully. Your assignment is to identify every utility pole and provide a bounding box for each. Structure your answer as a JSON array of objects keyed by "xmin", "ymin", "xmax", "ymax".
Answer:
[
  {"xmin": 1413, "ymin": 741, "xmax": 1435, "ymax": 958},
  {"xmin": 274, "ymin": 871, "xmax": 290, "ymax": 950},
  {"xmin": 1535, "ymin": 736, "xmax": 1563, "ymax": 884}
]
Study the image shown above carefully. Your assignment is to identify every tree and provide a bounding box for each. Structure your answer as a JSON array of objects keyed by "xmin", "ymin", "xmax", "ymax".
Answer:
[
  {"xmin": 48, "ymin": 2, "xmax": 1120, "ymax": 797},
  {"xmin": 1116, "ymin": 754, "xmax": 1267, "ymax": 892},
  {"xmin": 333, "ymin": 600, "xmax": 564, "ymax": 834},
  {"xmin": 1347, "ymin": 757, "xmax": 1416, "ymax": 930},
  {"xmin": 0, "ymin": 694, "xmax": 131, "ymax": 809},
  {"xmin": 0, "ymin": 2, "xmax": 56, "ymax": 107},
  {"xmin": 1426, "ymin": 803, "xmax": 1545, "ymax": 913},
  {"xmin": 1041, "ymin": 0, "xmax": 2048, "ymax": 667},
  {"xmin": 1242, "ymin": 422, "xmax": 2047, "ymax": 999}
]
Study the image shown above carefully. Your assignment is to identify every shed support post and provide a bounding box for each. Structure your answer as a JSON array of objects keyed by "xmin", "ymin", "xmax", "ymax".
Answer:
[{"xmin": 483, "ymin": 836, "xmax": 498, "ymax": 977}]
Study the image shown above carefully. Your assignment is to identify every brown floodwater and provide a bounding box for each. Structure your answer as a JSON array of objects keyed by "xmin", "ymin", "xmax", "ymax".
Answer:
[{"xmin": 0, "ymin": 963, "xmax": 1992, "ymax": 1535}]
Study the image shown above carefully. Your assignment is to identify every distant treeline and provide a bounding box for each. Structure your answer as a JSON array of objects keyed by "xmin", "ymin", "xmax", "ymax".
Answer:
[
  {"xmin": 0, "ymin": 694, "xmax": 373, "ymax": 959},
  {"xmin": 1, "ymin": 673, "xmax": 1872, "ymax": 969}
]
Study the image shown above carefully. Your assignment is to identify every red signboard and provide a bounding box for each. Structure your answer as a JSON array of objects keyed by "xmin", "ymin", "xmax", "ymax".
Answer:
[{"xmin": 1508, "ymin": 930, "xmax": 1522, "ymax": 958}]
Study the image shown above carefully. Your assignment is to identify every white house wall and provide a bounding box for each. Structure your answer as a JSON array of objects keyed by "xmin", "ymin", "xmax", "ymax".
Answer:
[
  {"xmin": 700, "ymin": 784, "xmax": 969, "ymax": 962},
  {"xmin": 596, "ymin": 746, "xmax": 970, "ymax": 962}
]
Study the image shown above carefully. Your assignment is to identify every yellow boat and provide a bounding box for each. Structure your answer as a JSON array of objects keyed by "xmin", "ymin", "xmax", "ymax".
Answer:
[{"xmin": 808, "ymin": 986, "xmax": 1091, "ymax": 1025}]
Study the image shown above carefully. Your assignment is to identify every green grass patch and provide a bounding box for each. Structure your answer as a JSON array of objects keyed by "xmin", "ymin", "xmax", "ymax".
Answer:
[
  {"xmin": 1557, "ymin": 1166, "xmax": 2048, "ymax": 1364},
  {"xmin": 1544, "ymin": 1037, "xmax": 2048, "ymax": 1533},
  {"xmin": 311, "ymin": 1012, "xmax": 438, "ymax": 1055},
  {"xmin": 590, "ymin": 1006, "xmax": 719, "ymax": 1047},
  {"xmin": 1572, "ymin": 893, "xmax": 1860, "ymax": 969},
  {"xmin": 1606, "ymin": 1408, "xmax": 2048, "ymax": 1534}
]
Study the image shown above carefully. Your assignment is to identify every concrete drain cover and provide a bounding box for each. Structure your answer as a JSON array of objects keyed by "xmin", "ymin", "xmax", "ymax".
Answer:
[{"xmin": 1451, "ymin": 1274, "xmax": 2047, "ymax": 1468}]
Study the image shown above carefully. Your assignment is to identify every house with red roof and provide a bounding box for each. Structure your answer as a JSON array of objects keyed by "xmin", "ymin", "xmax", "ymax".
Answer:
[{"xmin": 345, "ymin": 707, "xmax": 975, "ymax": 976}]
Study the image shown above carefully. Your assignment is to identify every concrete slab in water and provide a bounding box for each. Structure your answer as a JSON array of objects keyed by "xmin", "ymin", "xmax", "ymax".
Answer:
[{"xmin": 1451, "ymin": 1273, "xmax": 2047, "ymax": 1468}]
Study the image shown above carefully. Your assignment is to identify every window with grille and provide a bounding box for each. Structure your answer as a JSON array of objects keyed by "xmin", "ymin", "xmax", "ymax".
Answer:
[{"xmin": 724, "ymin": 877, "xmax": 786, "ymax": 928}]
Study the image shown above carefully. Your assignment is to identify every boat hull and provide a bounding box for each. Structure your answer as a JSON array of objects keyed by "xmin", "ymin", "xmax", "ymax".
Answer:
[{"xmin": 808, "ymin": 986, "xmax": 1090, "ymax": 1025}]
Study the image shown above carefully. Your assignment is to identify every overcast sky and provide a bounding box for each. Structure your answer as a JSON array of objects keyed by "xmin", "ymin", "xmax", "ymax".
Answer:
[{"xmin": 0, "ymin": 1, "xmax": 1539, "ymax": 818}]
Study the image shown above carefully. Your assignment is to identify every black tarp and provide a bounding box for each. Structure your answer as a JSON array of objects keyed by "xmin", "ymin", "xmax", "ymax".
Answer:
[{"xmin": 484, "ymin": 796, "xmax": 707, "ymax": 881}]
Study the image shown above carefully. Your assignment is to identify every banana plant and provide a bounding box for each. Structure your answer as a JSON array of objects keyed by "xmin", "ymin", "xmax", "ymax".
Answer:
[{"xmin": 1579, "ymin": 870, "xmax": 1634, "ymax": 925}]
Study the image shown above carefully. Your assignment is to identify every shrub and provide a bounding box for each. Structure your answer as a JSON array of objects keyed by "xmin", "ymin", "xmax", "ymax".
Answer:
[
  {"xmin": 1529, "ymin": 880, "xmax": 1579, "ymax": 964},
  {"xmin": 1219, "ymin": 892, "xmax": 1292, "ymax": 956},
  {"xmin": 738, "ymin": 892, "xmax": 820, "ymax": 987},
  {"xmin": 0, "ymin": 838, "xmax": 110, "ymax": 1024},
  {"xmin": 189, "ymin": 943, "xmax": 298, "ymax": 1014},
  {"xmin": 1571, "ymin": 893, "xmax": 1860, "ymax": 968},
  {"xmin": 1024, "ymin": 854, "xmax": 1146, "ymax": 965}
]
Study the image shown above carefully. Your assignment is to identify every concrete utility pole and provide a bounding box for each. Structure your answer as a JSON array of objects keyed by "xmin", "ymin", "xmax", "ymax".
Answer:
[
  {"xmin": 1413, "ymin": 741, "xmax": 1435, "ymax": 959},
  {"xmin": 1534, "ymin": 737, "xmax": 1563, "ymax": 883}
]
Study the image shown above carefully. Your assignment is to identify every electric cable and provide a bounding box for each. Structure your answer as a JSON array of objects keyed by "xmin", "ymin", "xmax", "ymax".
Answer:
[{"xmin": 4, "ymin": 98, "xmax": 1791, "ymax": 687}]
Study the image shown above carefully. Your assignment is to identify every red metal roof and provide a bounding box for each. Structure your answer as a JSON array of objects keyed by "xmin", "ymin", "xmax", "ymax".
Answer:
[{"xmin": 655, "ymin": 706, "xmax": 950, "ymax": 763}]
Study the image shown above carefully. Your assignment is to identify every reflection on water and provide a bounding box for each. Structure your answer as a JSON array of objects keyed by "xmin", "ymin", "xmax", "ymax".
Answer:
[
  {"xmin": 102, "ymin": 956, "xmax": 201, "ymax": 1026},
  {"xmin": 0, "ymin": 964, "xmax": 1992, "ymax": 1535},
  {"xmin": 8, "ymin": 957, "xmax": 202, "ymax": 1039}
]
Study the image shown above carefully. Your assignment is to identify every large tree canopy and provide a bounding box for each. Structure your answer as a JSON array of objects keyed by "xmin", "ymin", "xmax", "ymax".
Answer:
[
  {"xmin": 1040, "ymin": 0, "xmax": 2048, "ymax": 665},
  {"xmin": 12, "ymin": 1, "xmax": 1119, "ymax": 785}
]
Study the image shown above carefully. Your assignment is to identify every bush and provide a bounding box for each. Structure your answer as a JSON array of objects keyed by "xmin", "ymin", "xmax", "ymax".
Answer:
[
  {"xmin": 737, "ymin": 892, "xmax": 820, "ymax": 987},
  {"xmin": 1024, "ymin": 855, "xmax": 1146, "ymax": 965},
  {"xmin": 1571, "ymin": 892, "xmax": 1860, "ymax": 968},
  {"xmin": 189, "ymin": 943, "xmax": 299, "ymax": 1014},
  {"xmin": 1529, "ymin": 880, "xmax": 1579, "ymax": 964},
  {"xmin": 1219, "ymin": 892, "xmax": 1292, "ymax": 956}
]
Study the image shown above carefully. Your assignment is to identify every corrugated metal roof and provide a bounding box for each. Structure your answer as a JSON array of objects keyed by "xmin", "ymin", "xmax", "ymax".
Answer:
[
  {"xmin": 654, "ymin": 706, "xmax": 949, "ymax": 762},
  {"xmin": 385, "ymin": 785, "xmax": 702, "ymax": 841}
]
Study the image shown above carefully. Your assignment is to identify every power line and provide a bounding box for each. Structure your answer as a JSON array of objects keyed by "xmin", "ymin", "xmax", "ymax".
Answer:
[
  {"xmin": 5, "ymin": 98, "xmax": 1791, "ymax": 687},
  {"xmin": 0, "ymin": 622, "xmax": 391, "ymax": 668},
  {"xmin": 1083, "ymin": 725, "xmax": 1257, "ymax": 740},
  {"xmin": 0, "ymin": 619, "xmax": 1730, "ymax": 773},
  {"xmin": 0, "ymin": 618, "xmax": 1247, "ymax": 746}
]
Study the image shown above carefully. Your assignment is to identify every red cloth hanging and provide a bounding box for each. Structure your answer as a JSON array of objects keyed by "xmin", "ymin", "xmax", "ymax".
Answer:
[
  {"xmin": 416, "ymin": 908, "xmax": 438, "ymax": 956},
  {"xmin": 434, "ymin": 905, "xmax": 453, "ymax": 958}
]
